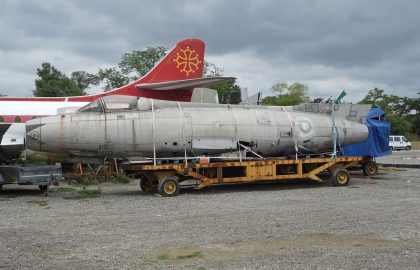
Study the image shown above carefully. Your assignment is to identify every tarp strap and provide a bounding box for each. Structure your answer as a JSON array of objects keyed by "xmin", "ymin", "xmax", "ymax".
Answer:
[
  {"xmin": 239, "ymin": 143, "xmax": 264, "ymax": 159},
  {"xmin": 151, "ymin": 99, "xmax": 156, "ymax": 166},
  {"xmin": 331, "ymin": 103, "xmax": 338, "ymax": 158},
  {"xmin": 177, "ymin": 102, "xmax": 188, "ymax": 166},
  {"xmin": 232, "ymin": 109, "xmax": 242, "ymax": 163},
  {"xmin": 281, "ymin": 106, "xmax": 298, "ymax": 161}
]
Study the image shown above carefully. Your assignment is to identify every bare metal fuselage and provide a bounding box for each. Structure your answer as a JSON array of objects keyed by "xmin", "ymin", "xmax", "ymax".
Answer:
[{"xmin": 25, "ymin": 98, "xmax": 369, "ymax": 160}]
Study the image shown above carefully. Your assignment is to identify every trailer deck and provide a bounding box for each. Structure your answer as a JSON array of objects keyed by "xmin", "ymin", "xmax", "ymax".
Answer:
[{"xmin": 123, "ymin": 156, "xmax": 378, "ymax": 196}]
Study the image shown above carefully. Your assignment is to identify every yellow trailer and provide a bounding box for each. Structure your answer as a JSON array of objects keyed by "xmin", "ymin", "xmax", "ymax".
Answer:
[{"xmin": 122, "ymin": 156, "xmax": 378, "ymax": 197}]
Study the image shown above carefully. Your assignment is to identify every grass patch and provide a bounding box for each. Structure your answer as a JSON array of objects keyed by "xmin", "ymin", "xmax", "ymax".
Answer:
[
  {"xmin": 112, "ymin": 173, "xmax": 133, "ymax": 184},
  {"xmin": 57, "ymin": 187, "xmax": 77, "ymax": 192},
  {"xmin": 27, "ymin": 200, "xmax": 48, "ymax": 206},
  {"xmin": 0, "ymin": 198, "xmax": 11, "ymax": 202},
  {"xmin": 176, "ymin": 251, "xmax": 203, "ymax": 260},
  {"xmin": 157, "ymin": 253, "xmax": 169, "ymax": 260},
  {"xmin": 196, "ymin": 267, "xmax": 207, "ymax": 270},
  {"xmin": 143, "ymin": 258, "xmax": 158, "ymax": 265},
  {"xmin": 80, "ymin": 174, "xmax": 96, "ymax": 186},
  {"xmin": 64, "ymin": 189, "xmax": 101, "ymax": 200}
]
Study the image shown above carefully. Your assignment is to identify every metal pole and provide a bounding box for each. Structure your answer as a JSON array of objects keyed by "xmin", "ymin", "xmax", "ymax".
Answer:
[
  {"xmin": 331, "ymin": 103, "xmax": 337, "ymax": 158},
  {"xmin": 232, "ymin": 109, "xmax": 242, "ymax": 163},
  {"xmin": 178, "ymin": 102, "xmax": 188, "ymax": 166},
  {"xmin": 151, "ymin": 99, "xmax": 156, "ymax": 166},
  {"xmin": 282, "ymin": 106, "xmax": 298, "ymax": 160}
]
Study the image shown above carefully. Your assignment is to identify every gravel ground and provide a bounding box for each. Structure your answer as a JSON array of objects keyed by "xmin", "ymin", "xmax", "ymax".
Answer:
[{"xmin": 1, "ymin": 169, "xmax": 420, "ymax": 270}]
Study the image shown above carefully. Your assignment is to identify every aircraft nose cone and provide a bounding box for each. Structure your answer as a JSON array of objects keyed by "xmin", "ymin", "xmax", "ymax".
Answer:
[{"xmin": 25, "ymin": 119, "xmax": 43, "ymax": 151}]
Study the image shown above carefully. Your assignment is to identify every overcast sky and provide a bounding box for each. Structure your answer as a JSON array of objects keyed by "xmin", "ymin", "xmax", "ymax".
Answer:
[{"xmin": 1, "ymin": 0, "xmax": 419, "ymax": 102}]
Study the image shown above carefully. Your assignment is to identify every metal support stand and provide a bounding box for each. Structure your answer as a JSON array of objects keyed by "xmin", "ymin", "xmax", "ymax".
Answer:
[
  {"xmin": 151, "ymin": 99, "xmax": 157, "ymax": 166},
  {"xmin": 331, "ymin": 103, "xmax": 338, "ymax": 158},
  {"xmin": 238, "ymin": 143, "xmax": 264, "ymax": 159}
]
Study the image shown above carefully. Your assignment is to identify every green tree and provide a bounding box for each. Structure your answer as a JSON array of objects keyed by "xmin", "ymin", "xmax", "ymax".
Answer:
[
  {"xmin": 203, "ymin": 61, "xmax": 224, "ymax": 77},
  {"xmin": 385, "ymin": 114, "xmax": 412, "ymax": 136},
  {"xmin": 262, "ymin": 82, "xmax": 310, "ymax": 106},
  {"xmin": 359, "ymin": 87, "xmax": 410, "ymax": 115},
  {"xmin": 408, "ymin": 97, "xmax": 420, "ymax": 137},
  {"xmin": 70, "ymin": 71, "xmax": 100, "ymax": 93},
  {"xmin": 72, "ymin": 46, "xmax": 168, "ymax": 92},
  {"xmin": 96, "ymin": 68, "xmax": 130, "ymax": 92},
  {"xmin": 210, "ymin": 80, "xmax": 241, "ymax": 104},
  {"xmin": 34, "ymin": 63, "xmax": 83, "ymax": 97},
  {"xmin": 119, "ymin": 46, "xmax": 167, "ymax": 79},
  {"xmin": 203, "ymin": 62, "xmax": 241, "ymax": 104},
  {"xmin": 359, "ymin": 88, "xmax": 413, "ymax": 136}
]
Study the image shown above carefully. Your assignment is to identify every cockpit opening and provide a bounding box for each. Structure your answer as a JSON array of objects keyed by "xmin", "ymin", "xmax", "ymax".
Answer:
[
  {"xmin": 78, "ymin": 99, "xmax": 104, "ymax": 113},
  {"xmin": 78, "ymin": 96, "xmax": 139, "ymax": 113}
]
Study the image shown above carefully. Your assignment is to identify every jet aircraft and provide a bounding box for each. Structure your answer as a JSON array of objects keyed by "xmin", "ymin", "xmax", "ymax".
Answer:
[{"xmin": 25, "ymin": 95, "xmax": 371, "ymax": 164}]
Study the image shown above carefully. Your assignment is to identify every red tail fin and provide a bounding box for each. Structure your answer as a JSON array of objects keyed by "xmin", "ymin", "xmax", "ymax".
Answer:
[
  {"xmin": 136, "ymin": 38, "xmax": 205, "ymax": 83},
  {"xmin": 66, "ymin": 39, "xmax": 205, "ymax": 102}
]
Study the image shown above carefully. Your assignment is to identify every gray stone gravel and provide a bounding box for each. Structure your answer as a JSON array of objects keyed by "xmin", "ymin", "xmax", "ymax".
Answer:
[{"xmin": 1, "ymin": 169, "xmax": 420, "ymax": 269}]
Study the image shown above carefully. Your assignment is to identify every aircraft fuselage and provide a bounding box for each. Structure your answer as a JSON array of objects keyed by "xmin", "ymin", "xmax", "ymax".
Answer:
[{"xmin": 26, "ymin": 97, "xmax": 369, "ymax": 160}]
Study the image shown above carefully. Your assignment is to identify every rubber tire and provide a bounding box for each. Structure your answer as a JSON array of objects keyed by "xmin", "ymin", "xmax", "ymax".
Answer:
[
  {"xmin": 390, "ymin": 147, "xmax": 394, "ymax": 151},
  {"xmin": 330, "ymin": 168, "xmax": 350, "ymax": 187},
  {"xmin": 406, "ymin": 146, "xmax": 411, "ymax": 151},
  {"xmin": 140, "ymin": 177, "xmax": 155, "ymax": 192},
  {"xmin": 158, "ymin": 177, "xmax": 180, "ymax": 197},
  {"xmin": 362, "ymin": 161, "xmax": 378, "ymax": 176}
]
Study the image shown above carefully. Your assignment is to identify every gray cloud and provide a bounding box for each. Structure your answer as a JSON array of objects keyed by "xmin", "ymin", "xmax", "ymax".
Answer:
[{"xmin": 1, "ymin": 0, "xmax": 419, "ymax": 100}]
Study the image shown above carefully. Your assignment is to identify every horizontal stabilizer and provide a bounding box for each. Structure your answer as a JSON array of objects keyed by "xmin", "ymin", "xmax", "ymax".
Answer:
[{"xmin": 135, "ymin": 77, "xmax": 235, "ymax": 91}]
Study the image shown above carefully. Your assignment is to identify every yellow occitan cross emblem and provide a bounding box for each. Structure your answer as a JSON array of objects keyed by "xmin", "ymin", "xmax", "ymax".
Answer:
[{"xmin": 173, "ymin": 46, "xmax": 201, "ymax": 76}]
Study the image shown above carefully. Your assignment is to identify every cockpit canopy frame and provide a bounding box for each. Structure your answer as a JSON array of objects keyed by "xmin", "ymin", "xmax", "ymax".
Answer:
[{"xmin": 78, "ymin": 96, "xmax": 139, "ymax": 114}]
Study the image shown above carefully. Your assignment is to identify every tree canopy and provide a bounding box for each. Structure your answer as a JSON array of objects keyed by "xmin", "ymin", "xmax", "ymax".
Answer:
[
  {"xmin": 359, "ymin": 87, "xmax": 418, "ymax": 138},
  {"xmin": 211, "ymin": 80, "xmax": 241, "ymax": 104},
  {"xmin": 33, "ymin": 63, "xmax": 84, "ymax": 97},
  {"xmin": 70, "ymin": 71, "xmax": 100, "ymax": 92},
  {"xmin": 68, "ymin": 47, "xmax": 167, "ymax": 92},
  {"xmin": 119, "ymin": 46, "xmax": 167, "ymax": 79},
  {"xmin": 262, "ymin": 82, "xmax": 310, "ymax": 106}
]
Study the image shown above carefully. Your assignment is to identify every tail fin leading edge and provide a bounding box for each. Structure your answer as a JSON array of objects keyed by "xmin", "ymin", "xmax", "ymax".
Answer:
[{"xmin": 101, "ymin": 38, "xmax": 205, "ymax": 102}]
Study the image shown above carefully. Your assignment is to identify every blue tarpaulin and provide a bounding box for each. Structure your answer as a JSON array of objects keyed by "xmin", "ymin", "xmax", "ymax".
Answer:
[{"xmin": 343, "ymin": 108, "xmax": 391, "ymax": 157}]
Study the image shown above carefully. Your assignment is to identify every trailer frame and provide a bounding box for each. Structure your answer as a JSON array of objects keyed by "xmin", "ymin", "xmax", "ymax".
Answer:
[{"xmin": 123, "ymin": 156, "xmax": 376, "ymax": 196}]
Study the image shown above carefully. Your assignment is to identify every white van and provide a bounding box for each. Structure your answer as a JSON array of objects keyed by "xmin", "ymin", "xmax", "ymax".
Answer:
[{"xmin": 389, "ymin": 135, "xmax": 411, "ymax": 151}]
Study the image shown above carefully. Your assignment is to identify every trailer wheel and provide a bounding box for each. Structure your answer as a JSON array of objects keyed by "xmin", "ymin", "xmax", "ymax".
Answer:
[
  {"xmin": 362, "ymin": 161, "xmax": 378, "ymax": 176},
  {"xmin": 331, "ymin": 168, "xmax": 350, "ymax": 187},
  {"xmin": 0, "ymin": 185, "xmax": 2, "ymax": 191},
  {"xmin": 158, "ymin": 177, "xmax": 179, "ymax": 197},
  {"xmin": 140, "ymin": 177, "xmax": 156, "ymax": 192}
]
